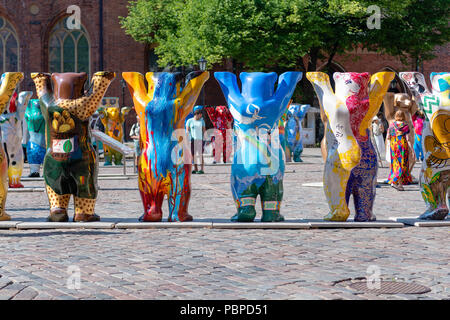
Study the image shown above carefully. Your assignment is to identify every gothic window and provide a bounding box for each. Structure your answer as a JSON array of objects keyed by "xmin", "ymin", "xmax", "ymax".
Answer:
[
  {"xmin": 49, "ymin": 17, "xmax": 90, "ymax": 75},
  {"xmin": 0, "ymin": 17, "xmax": 19, "ymax": 74}
]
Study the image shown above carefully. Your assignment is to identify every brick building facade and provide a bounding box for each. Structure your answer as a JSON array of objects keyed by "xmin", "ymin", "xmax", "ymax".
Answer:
[
  {"xmin": 0, "ymin": 0, "xmax": 447, "ymax": 140},
  {"xmin": 0, "ymin": 0, "xmax": 146, "ymax": 105}
]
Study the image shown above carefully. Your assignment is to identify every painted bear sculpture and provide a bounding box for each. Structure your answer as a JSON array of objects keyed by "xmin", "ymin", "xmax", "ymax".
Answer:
[
  {"xmin": 1, "ymin": 90, "xmax": 33, "ymax": 187},
  {"xmin": 122, "ymin": 71, "xmax": 209, "ymax": 222},
  {"xmin": 286, "ymin": 104, "xmax": 310, "ymax": 162},
  {"xmin": 205, "ymin": 105, "xmax": 233, "ymax": 163},
  {"xmin": 307, "ymin": 71, "xmax": 394, "ymax": 221},
  {"xmin": 215, "ymin": 72, "xmax": 302, "ymax": 222},
  {"xmin": 278, "ymin": 112, "xmax": 288, "ymax": 160},
  {"xmin": 0, "ymin": 72, "xmax": 24, "ymax": 221},
  {"xmin": 400, "ymin": 71, "xmax": 450, "ymax": 220},
  {"xmin": 31, "ymin": 71, "xmax": 116, "ymax": 222},
  {"xmin": 98, "ymin": 97, "xmax": 130, "ymax": 166},
  {"xmin": 25, "ymin": 99, "xmax": 46, "ymax": 177}
]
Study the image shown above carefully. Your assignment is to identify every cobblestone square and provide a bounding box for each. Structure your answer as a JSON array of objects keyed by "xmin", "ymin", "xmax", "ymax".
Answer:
[{"xmin": 0, "ymin": 148, "xmax": 448, "ymax": 300}]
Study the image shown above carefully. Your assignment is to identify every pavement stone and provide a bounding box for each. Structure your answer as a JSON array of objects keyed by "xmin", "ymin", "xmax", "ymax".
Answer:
[
  {"xmin": 11, "ymin": 287, "xmax": 39, "ymax": 300},
  {"xmin": 0, "ymin": 148, "xmax": 448, "ymax": 300}
]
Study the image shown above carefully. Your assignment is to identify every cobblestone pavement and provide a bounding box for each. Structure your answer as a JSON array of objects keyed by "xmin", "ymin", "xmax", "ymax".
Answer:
[{"xmin": 0, "ymin": 148, "xmax": 448, "ymax": 300}]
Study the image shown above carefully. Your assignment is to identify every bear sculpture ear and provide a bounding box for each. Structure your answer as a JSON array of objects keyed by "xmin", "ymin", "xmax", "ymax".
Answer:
[
  {"xmin": 430, "ymin": 72, "xmax": 450, "ymax": 93},
  {"xmin": 333, "ymin": 72, "xmax": 342, "ymax": 82},
  {"xmin": 361, "ymin": 72, "xmax": 371, "ymax": 84},
  {"xmin": 430, "ymin": 72, "xmax": 438, "ymax": 82}
]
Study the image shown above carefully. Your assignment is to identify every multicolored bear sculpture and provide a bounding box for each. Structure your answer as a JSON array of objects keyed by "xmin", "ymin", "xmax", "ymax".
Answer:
[
  {"xmin": 307, "ymin": 71, "xmax": 394, "ymax": 221},
  {"xmin": 400, "ymin": 71, "xmax": 450, "ymax": 220},
  {"xmin": 215, "ymin": 71, "xmax": 302, "ymax": 222},
  {"xmin": 122, "ymin": 71, "xmax": 209, "ymax": 222},
  {"xmin": 98, "ymin": 97, "xmax": 130, "ymax": 166},
  {"xmin": 25, "ymin": 99, "xmax": 46, "ymax": 178},
  {"xmin": 0, "ymin": 90, "xmax": 33, "ymax": 187},
  {"xmin": 0, "ymin": 72, "xmax": 24, "ymax": 221},
  {"xmin": 286, "ymin": 104, "xmax": 310, "ymax": 162},
  {"xmin": 205, "ymin": 105, "xmax": 233, "ymax": 163},
  {"xmin": 32, "ymin": 71, "xmax": 116, "ymax": 222}
]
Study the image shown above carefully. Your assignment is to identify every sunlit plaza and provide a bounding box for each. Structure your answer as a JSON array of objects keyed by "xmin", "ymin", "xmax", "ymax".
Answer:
[{"xmin": 0, "ymin": 0, "xmax": 448, "ymax": 304}]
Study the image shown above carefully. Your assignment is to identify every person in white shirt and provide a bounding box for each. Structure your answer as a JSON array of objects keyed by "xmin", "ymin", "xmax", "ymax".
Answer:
[
  {"xmin": 129, "ymin": 115, "xmax": 140, "ymax": 169},
  {"xmin": 372, "ymin": 115, "xmax": 385, "ymax": 161},
  {"xmin": 186, "ymin": 106, "xmax": 206, "ymax": 174}
]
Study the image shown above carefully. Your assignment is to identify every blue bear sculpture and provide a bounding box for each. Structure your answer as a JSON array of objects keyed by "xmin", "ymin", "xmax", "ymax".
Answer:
[
  {"xmin": 215, "ymin": 72, "xmax": 302, "ymax": 222},
  {"xmin": 286, "ymin": 104, "xmax": 310, "ymax": 162}
]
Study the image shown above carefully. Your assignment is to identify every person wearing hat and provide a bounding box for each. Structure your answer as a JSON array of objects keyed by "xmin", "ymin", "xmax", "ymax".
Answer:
[{"xmin": 186, "ymin": 105, "xmax": 206, "ymax": 174}]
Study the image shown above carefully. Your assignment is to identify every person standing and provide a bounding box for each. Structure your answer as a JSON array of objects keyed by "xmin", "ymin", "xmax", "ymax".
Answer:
[
  {"xmin": 371, "ymin": 115, "xmax": 385, "ymax": 161},
  {"xmin": 129, "ymin": 115, "xmax": 140, "ymax": 169},
  {"xmin": 186, "ymin": 106, "xmax": 206, "ymax": 174},
  {"xmin": 387, "ymin": 110, "xmax": 413, "ymax": 191},
  {"xmin": 412, "ymin": 110, "xmax": 425, "ymax": 162}
]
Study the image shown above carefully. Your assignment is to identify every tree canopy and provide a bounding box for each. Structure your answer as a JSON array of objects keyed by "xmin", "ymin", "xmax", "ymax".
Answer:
[
  {"xmin": 121, "ymin": 0, "xmax": 448, "ymax": 67},
  {"xmin": 120, "ymin": 0, "xmax": 449, "ymax": 102}
]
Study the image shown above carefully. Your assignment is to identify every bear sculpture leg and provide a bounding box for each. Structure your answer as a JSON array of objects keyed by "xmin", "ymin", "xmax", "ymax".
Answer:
[
  {"xmin": 168, "ymin": 164, "xmax": 193, "ymax": 222},
  {"xmin": 346, "ymin": 138, "xmax": 378, "ymax": 221},
  {"xmin": 260, "ymin": 176, "xmax": 284, "ymax": 222},
  {"xmin": 231, "ymin": 174, "xmax": 284, "ymax": 222},
  {"xmin": 420, "ymin": 170, "xmax": 450, "ymax": 220},
  {"xmin": 46, "ymin": 185, "xmax": 70, "ymax": 222}
]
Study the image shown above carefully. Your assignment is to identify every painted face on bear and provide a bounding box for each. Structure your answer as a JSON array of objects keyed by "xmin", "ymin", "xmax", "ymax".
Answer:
[{"xmin": 333, "ymin": 72, "xmax": 370, "ymax": 102}]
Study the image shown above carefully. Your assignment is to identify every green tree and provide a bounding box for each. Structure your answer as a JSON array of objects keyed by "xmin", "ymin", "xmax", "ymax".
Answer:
[
  {"xmin": 120, "ymin": 0, "xmax": 449, "ymax": 103},
  {"xmin": 363, "ymin": 0, "xmax": 450, "ymax": 70}
]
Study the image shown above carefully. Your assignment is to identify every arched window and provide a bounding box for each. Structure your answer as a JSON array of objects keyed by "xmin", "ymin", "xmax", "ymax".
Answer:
[
  {"xmin": 49, "ymin": 17, "xmax": 90, "ymax": 75},
  {"xmin": 380, "ymin": 67, "xmax": 407, "ymax": 93},
  {"xmin": 0, "ymin": 17, "xmax": 19, "ymax": 74}
]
